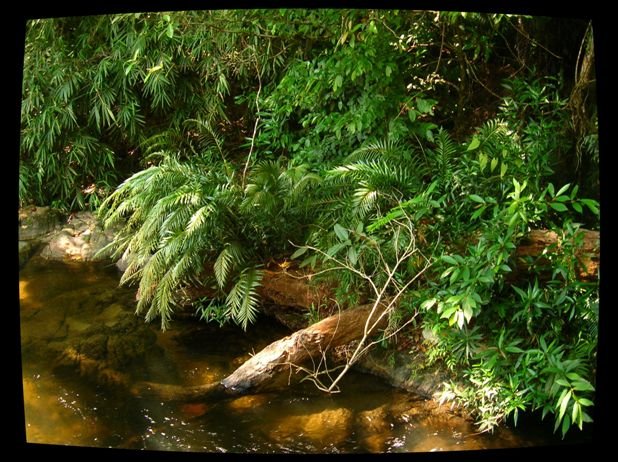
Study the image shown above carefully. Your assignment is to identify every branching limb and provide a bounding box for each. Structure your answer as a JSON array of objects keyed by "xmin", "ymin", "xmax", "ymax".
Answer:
[{"xmin": 285, "ymin": 212, "xmax": 433, "ymax": 393}]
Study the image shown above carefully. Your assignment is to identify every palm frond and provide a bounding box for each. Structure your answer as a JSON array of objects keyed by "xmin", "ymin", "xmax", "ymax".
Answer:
[
  {"xmin": 214, "ymin": 242, "xmax": 245, "ymax": 289},
  {"xmin": 225, "ymin": 267, "xmax": 263, "ymax": 330},
  {"xmin": 344, "ymin": 139, "xmax": 404, "ymax": 163}
]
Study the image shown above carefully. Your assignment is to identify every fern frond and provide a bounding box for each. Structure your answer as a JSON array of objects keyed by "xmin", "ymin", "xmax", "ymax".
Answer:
[
  {"xmin": 214, "ymin": 242, "xmax": 244, "ymax": 289},
  {"xmin": 186, "ymin": 204, "xmax": 214, "ymax": 235},
  {"xmin": 225, "ymin": 267, "xmax": 263, "ymax": 330},
  {"xmin": 146, "ymin": 270, "xmax": 177, "ymax": 330},
  {"xmin": 352, "ymin": 186, "xmax": 379, "ymax": 218},
  {"xmin": 344, "ymin": 139, "xmax": 402, "ymax": 163}
]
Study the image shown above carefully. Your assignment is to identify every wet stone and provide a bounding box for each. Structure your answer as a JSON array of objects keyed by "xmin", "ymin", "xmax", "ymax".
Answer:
[
  {"xmin": 268, "ymin": 407, "xmax": 354, "ymax": 446},
  {"xmin": 65, "ymin": 316, "xmax": 92, "ymax": 335},
  {"xmin": 227, "ymin": 394, "xmax": 270, "ymax": 412},
  {"xmin": 97, "ymin": 303, "xmax": 128, "ymax": 326},
  {"xmin": 356, "ymin": 405, "xmax": 393, "ymax": 453}
]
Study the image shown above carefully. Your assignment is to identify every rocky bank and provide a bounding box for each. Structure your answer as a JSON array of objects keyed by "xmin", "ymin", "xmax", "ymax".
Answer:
[{"xmin": 18, "ymin": 206, "xmax": 450, "ymax": 401}]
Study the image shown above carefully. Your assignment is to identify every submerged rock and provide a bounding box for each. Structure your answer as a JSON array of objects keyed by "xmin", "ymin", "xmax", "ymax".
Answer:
[
  {"xmin": 60, "ymin": 313, "xmax": 160, "ymax": 371},
  {"xmin": 356, "ymin": 405, "xmax": 393, "ymax": 453},
  {"xmin": 227, "ymin": 394, "xmax": 270, "ymax": 412},
  {"xmin": 268, "ymin": 407, "xmax": 354, "ymax": 446}
]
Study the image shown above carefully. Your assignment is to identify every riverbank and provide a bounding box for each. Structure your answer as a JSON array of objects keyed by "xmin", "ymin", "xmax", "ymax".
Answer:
[{"xmin": 18, "ymin": 205, "xmax": 452, "ymax": 402}]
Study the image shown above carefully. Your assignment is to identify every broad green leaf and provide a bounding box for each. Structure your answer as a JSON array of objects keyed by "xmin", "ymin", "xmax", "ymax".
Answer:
[
  {"xmin": 463, "ymin": 304, "xmax": 473, "ymax": 323},
  {"xmin": 572, "ymin": 202, "xmax": 583, "ymax": 213},
  {"xmin": 426, "ymin": 129, "xmax": 434, "ymax": 143},
  {"xmin": 333, "ymin": 74, "xmax": 343, "ymax": 92},
  {"xmin": 555, "ymin": 378, "xmax": 570, "ymax": 387},
  {"xmin": 561, "ymin": 414, "xmax": 571, "ymax": 437},
  {"xmin": 469, "ymin": 194, "xmax": 485, "ymax": 204},
  {"xmin": 467, "ymin": 136, "xmax": 480, "ymax": 151},
  {"xmin": 326, "ymin": 242, "xmax": 347, "ymax": 257},
  {"xmin": 581, "ymin": 199, "xmax": 599, "ymax": 215},
  {"xmin": 571, "ymin": 401, "xmax": 580, "ymax": 425},
  {"xmin": 558, "ymin": 389, "xmax": 571, "ymax": 421},
  {"xmin": 334, "ymin": 223, "xmax": 349, "ymax": 241},
  {"xmin": 550, "ymin": 202, "xmax": 568, "ymax": 213},
  {"xmin": 408, "ymin": 109, "xmax": 417, "ymax": 122},
  {"xmin": 440, "ymin": 306, "xmax": 457, "ymax": 320},
  {"xmin": 416, "ymin": 98, "xmax": 435, "ymax": 114},
  {"xmin": 479, "ymin": 152, "xmax": 487, "ymax": 171},
  {"xmin": 490, "ymin": 157, "xmax": 498, "ymax": 172},
  {"xmin": 347, "ymin": 245, "xmax": 358, "ymax": 265},
  {"xmin": 441, "ymin": 255, "xmax": 458, "ymax": 265},
  {"xmin": 577, "ymin": 398, "xmax": 594, "ymax": 407},
  {"xmin": 421, "ymin": 298, "xmax": 437, "ymax": 310},
  {"xmin": 290, "ymin": 246, "xmax": 308, "ymax": 260},
  {"xmin": 471, "ymin": 207, "xmax": 486, "ymax": 220},
  {"xmin": 556, "ymin": 183, "xmax": 571, "ymax": 197},
  {"xmin": 566, "ymin": 372, "xmax": 582, "ymax": 381},
  {"xmin": 456, "ymin": 311, "xmax": 465, "ymax": 329},
  {"xmin": 572, "ymin": 379, "xmax": 594, "ymax": 392},
  {"xmin": 450, "ymin": 268, "xmax": 460, "ymax": 284},
  {"xmin": 500, "ymin": 163, "xmax": 508, "ymax": 178}
]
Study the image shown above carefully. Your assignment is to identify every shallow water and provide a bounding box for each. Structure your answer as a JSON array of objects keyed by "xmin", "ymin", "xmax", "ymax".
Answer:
[{"xmin": 19, "ymin": 258, "xmax": 573, "ymax": 453}]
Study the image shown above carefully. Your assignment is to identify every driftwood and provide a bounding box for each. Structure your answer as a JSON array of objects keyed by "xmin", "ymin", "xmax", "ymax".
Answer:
[{"xmin": 130, "ymin": 301, "xmax": 389, "ymax": 402}]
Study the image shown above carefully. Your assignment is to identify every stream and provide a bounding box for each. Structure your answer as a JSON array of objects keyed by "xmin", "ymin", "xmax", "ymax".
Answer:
[{"xmin": 19, "ymin": 258, "xmax": 573, "ymax": 453}]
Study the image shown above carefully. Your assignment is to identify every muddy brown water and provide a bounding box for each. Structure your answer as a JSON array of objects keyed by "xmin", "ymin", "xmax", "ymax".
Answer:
[{"xmin": 19, "ymin": 258, "xmax": 575, "ymax": 453}]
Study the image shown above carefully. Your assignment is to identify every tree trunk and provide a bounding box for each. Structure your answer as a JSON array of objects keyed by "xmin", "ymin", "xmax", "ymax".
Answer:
[{"xmin": 129, "ymin": 301, "xmax": 389, "ymax": 402}]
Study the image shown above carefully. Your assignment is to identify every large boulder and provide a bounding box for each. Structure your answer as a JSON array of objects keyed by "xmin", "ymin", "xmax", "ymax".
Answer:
[
  {"xmin": 19, "ymin": 207, "xmax": 124, "ymax": 266},
  {"xmin": 19, "ymin": 206, "xmax": 63, "ymax": 268},
  {"xmin": 38, "ymin": 211, "xmax": 117, "ymax": 262},
  {"xmin": 18, "ymin": 206, "xmax": 61, "ymax": 241},
  {"xmin": 19, "ymin": 241, "xmax": 39, "ymax": 268},
  {"xmin": 355, "ymin": 348, "xmax": 451, "ymax": 400}
]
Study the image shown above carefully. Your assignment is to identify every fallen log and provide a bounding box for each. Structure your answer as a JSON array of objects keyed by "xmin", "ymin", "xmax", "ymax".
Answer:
[
  {"xmin": 130, "ymin": 300, "xmax": 390, "ymax": 402},
  {"xmin": 514, "ymin": 228, "xmax": 599, "ymax": 281}
]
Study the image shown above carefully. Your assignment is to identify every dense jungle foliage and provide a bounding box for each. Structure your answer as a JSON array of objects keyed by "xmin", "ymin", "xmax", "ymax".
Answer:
[{"xmin": 20, "ymin": 10, "xmax": 599, "ymax": 438}]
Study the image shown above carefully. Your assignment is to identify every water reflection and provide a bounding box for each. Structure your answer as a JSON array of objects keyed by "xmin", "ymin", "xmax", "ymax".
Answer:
[{"xmin": 20, "ymin": 258, "xmax": 561, "ymax": 453}]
